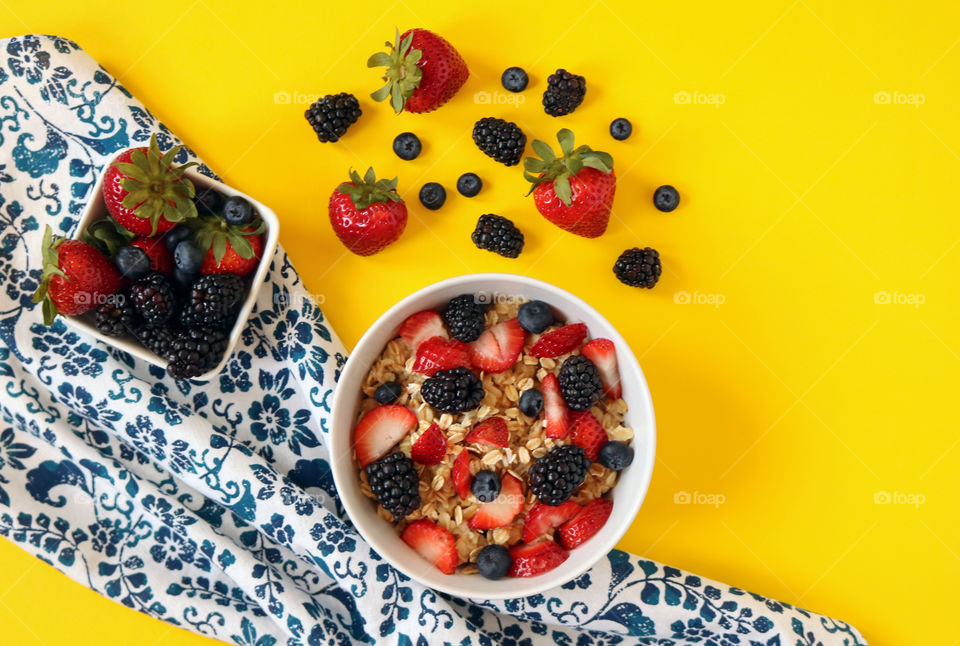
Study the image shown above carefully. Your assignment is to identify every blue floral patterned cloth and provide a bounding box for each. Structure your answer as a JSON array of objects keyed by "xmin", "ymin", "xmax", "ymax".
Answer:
[{"xmin": 0, "ymin": 35, "xmax": 867, "ymax": 646}]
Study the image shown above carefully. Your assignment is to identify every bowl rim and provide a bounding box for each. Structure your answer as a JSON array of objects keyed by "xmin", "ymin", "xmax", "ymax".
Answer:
[{"xmin": 330, "ymin": 272, "xmax": 657, "ymax": 599}]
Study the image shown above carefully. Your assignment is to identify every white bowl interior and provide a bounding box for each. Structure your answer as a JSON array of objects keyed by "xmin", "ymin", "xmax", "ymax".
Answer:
[
  {"xmin": 330, "ymin": 273, "xmax": 656, "ymax": 599},
  {"xmin": 63, "ymin": 167, "xmax": 280, "ymax": 381}
]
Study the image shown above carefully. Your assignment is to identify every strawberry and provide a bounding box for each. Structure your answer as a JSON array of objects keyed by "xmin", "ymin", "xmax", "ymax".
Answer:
[
  {"xmin": 410, "ymin": 423, "xmax": 447, "ymax": 465},
  {"xmin": 508, "ymin": 540, "xmax": 568, "ymax": 577},
  {"xmin": 353, "ymin": 404, "xmax": 418, "ymax": 467},
  {"xmin": 465, "ymin": 417, "xmax": 508, "ymax": 448},
  {"xmin": 529, "ymin": 323, "xmax": 587, "ymax": 358},
  {"xmin": 32, "ymin": 226, "xmax": 123, "ymax": 324},
  {"xmin": 129, "ymin": 236, "xmax": 174, "ymax": 277},
  {"xmin": 468, "ymin": 473, "xmax": 524, "ymax": 530},
  {"xmin": 557, "ymin": 498, "xmax": 613, "ymax": 549},
  {"xmin": 452, "ymin": 449, "xmax": 473, "ymax": 499},
  {"xmin": 569, "ymin": 410, "xmax": 608, "ymax": 461},
  {"xmin": 581, "ymin": 338, "xmax": 622, "ymax": 399},
  {"xmin": 399, "ymin": 310, "xmax": 447, "ymax": 351},
  {"xmin": 522, "ymin": 501, "xmax": 581, "ymax": 543},
  {"xmin": 368, "ymin": 28, "xmax": 468, "ymax": 114},
  {"xmin": 468, "ymin": 317, "xmax": 526, "ymax": 373},
  {"xmin": 413, "ymin": 336, "xmax": 470, "ymax": 377},
  {"xmin": 329, "ymin": 167, "xmax": 407, "ymax": 256},
  {"xmin": 524, "ymin": 129, "xmax": 616, "ymax": 238},
  {"xmin": 400, "ymin": 519, "xmax": 459, "ymax": 574},
  {"xmin": 192, "ymin": 215, "xmax": 265, "ymax": 276},
  {"xmin": 102, "ymin": 134, "xmax": 198, "ymax": 236},
  {"xmin": 541, "ymin": 373, "xmax": 571, "ymax": 439}
]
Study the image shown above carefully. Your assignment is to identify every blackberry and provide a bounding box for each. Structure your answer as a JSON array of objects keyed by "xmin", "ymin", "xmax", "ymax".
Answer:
[
  {"xmin": 180, "ymin": 273, "xmax": 245, "ymax": 329},
  {"xmin": 365, "ymin": 452, "xmax": 421, "ymax": 520},
  {"xmin": 471, "ymin": 214, "xmax": 524, "ymax": 258},
  {"xmin": 132, "ymin": 324, "xmax": 176, "ymax": 359},
  {"xmin": 166, "ymin": 326, "xmax": 228, "ymax": 380},
  {"xmin": 304, "ymin": 92, "xmax": 362, "ymax": 143},
  {"xmin": 374, "ymin": 381, "xmax": 403, "ymax": 405},
  {"xmin": 542, "ymin": 69, "xmax": 586, "ymax": 117},
  {"xmin": 130, "ymin": 271, "xmax": 176, "ymax": 325},
  {"xmin": 94, "ymin": 295, "xmax": 137, "ymax": 337},
  {"xmin": 441, "ymin": 294, "xmax": 487, "ymax": 343},
  {"xmin": 558, "ymin": 355, "xmax": 603, "ymax": 411},
  {"xmin": 528, "ymin": 445, "xmax": 590, "ymax": 505},
  {"xmin": 472, "ymin": 117, "xmax": 526, "ymax": 166},
  {"xmin": 613, "ymin": 247, "xmax": 661, "ymax": 288},
  {"xmin": 421, "ymin": 367, "xmax": 485, "ymax": 414}
]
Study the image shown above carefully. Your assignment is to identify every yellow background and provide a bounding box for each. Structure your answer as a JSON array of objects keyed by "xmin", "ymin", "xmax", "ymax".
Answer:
[{"xmin": 2, "ymin": 1, "xmax": 959, "ymax": 644}]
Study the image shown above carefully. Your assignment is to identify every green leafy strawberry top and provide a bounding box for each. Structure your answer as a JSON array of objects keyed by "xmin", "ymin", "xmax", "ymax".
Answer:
[
  {"xmin": 337, "ymin": 167, "xmax": 403, "ymax": 211},
  {"xmin": 524, "ymin": 129, "xmax": 614, "ymax": 206},
  {"xmin": 190, "ymin": 214, "xmax": 266, "ymax": 263},
  {"xmin": 82, "ymin": 217, "xmax": 135, "ymax": 257},
  {"xmin": 32, "ymin": 225, "xmax": 68, "ymax": 325},
  {"xmin": 368, "ymin": 28, "xmax": 423, "ymax": 114},
  {"xmin": 115, "ymin": 134, "xmax": 198, "ymax": 234}
]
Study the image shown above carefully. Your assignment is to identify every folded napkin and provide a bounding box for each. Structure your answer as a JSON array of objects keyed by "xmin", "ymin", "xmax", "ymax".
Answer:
[{"xmin": 0, "ymin": 35, "xmax": 866, "ymax": 646}]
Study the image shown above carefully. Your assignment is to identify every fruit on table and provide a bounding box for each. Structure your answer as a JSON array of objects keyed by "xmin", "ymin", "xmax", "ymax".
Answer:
[
  {"xmin": 528, "ymin": 444, "xmax": 589, "ymax": 505},
  {"xmin": 471, "ymin": 214, "xmax": 524, "ymax": 258},
  {"xmin": 193, "ymin": 213, "xmax": 266, "ymax": 276},
  {"xmin": 476, "ymin": 544, "xmax": 512, "ymax": 580},
  {"xmin": 456, "ymin": 172, "xmax": 482, "ymax": 197},
  {"xmin": 374, "ymin": 381, "xmax": 403, "ymax": 405},
  {"xmin": 420, "ymin": 366, "xmax": 485, "ymax": 414},
  {"xmin": 179, "ymin": 273, "xmax": 245, "ymax": 329},
  {"xmin": 399, "ymin": 310, "xmax": 447, "ymax": 351},
  {"xmin": 472, "ymin": 117, "xmax": 526, "ymax": 166},
  {"xmin": 401, "ymin": 518, "xmax": 459, "ymax": 574},
  {"xmin": 557, "ymin": 497, "xmax": 612, "ymax": 549},
  {"xmin": 468, "ymin": 317, "xmax": 525, "ymax": 373},
  {"xmin": 32, "ymin": 225, "xmax": 123, "ymax": 325},
  {"xmin": 501, "ymin": 66, "xmax": 529, "ymax": 92},
  {"xmin": 568, "ymin": 410, "xmax": 608, "ymax": 461},
  {"xmin": 465, "ymin": 416, "xmax": 509, "ymax": 448},
  {"xmin": 508, "ymin": 540, "xmax": 568, "ymax": 577},
  {"xmin": 528, "ymin": 322, "xmax": 588, "ymax": 358},
  {"xmin": 609, "ymin": 117, "xmax": 632, "ymax": 140},
  {"xmin": 451, "ymin": 449, "xmax": 473, "ymax": 499},
  {"xmin": 166, "ymin": 326, "xmax": 228, "ymax": 380},
  {"xmin": 441, "ymin": 294, "xmax": 486, "ymax": 343},
  {"xmin": 102, "ymin": 134, "xmax": 198, "ymax": 236},
  {"xmin": 130, "ymin": 271, "xmax": 177, "ymax": 325},
  {"xmin": 366, "ymin": 451, "xmax": 421, "ymax": 519},
  {"xmin": 542, "ymin": 69, "xmax": 586, "ymax": 117},
  {"xmin": 524, "ymin": 129, "xmax": 615, "ymax": 238},
  {"xmin": 329, "ymin": 167, "xmax": 407, "ymax": 256},
  {"xmin": 470, "ymin": 469, "xmax": 501, "ymax": 503},
  {"xmin": 598, "ymin": 440, "xmax": 634, "ymax": 471},
  {"xmin": 368, "ymin": 28, "xmax": 468, "ymax": 114},
  {"xmin": 653, "ymin": 184, "xmax": 680, "ymax": 212},
  {"xmin": 613, "ymin": 247, "xmax": 661, "ymax": 288},
  {"xmin": 304, "ymin": 92, "xmax": 362, "ymax": 143},
  {"xmin": 517, "ymin": 300, "xmax": 554, "ymax": 334},
  {"xmin": 518, "ymin": 388, "xmax": 543, "ymax": 417},
  {"xmin": 541, "ymin": 373, "xmax": 571, "ymax": 439},
  {"xmin": 558, "ymin": 355, "xmax": 603, "ymax": 412},
  {"xmin": 522, "ymin": 500, "xmax": 580, "ymax": 543},
  {"xmin": 410, "ymin": 423, "xmax": 447, "ymax": 465},
  {"xmin": 468, "ymin": 472, "xmax": 524, "ymax": 529},
  {"xmin": 353, "ymin": 404, "xmax": 418, "ymax": 467},
  {"xmin": 393, "ymin": 132, "xmax": 422, "ymax": 160},
  {"xmin": 418, "ymin": 182, "xmax": 446, "ymax": 210},
  {"xmin": 412, "ymin": 336, "xmax": 471, "ymax": 377}
]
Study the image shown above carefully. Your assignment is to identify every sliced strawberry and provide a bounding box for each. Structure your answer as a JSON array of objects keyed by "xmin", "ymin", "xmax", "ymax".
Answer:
[
  {"xmin": 557, "ymin": 498, "xmax": 613, "ymax": 549},
  {"xmin": 522, "ymin": 501, "xmax": 581, "ymax": 543},
  {"xmin": 399, "ymin": 310, "xmax": 447, "ymax": 351},
  {"xmin": 353, "ymin": 405, "xmax": 418, "ymax": 468},
  {"xmin": 410, "ymin": 423, "xmax": 447, "ymax": 465},
  {"xmin": 581, "ymin": 338, "xmax": 622, "ymax": 399},
  {"xmin": 468, "ymin": 317, "xmax": 526, "ymax": 373},
  {"xmin": 413, "ymin": 336, "xmax": 471, "ymax": 376},
  {"xmin": 528, "ymin": 323, "xmax": 587, "ymax": 358},
  {"xmin": 452, "ymin": 449, "xmax": 473, "ymax": 499},
  {"xmin": 465, "ymin": 417, "xmax": 509, "ymax": 448},
  {"xmin": 400, "ymin": 519, "xmax": 459, "ymax": 575},
  {"xmin": 541, "ymin": 374, "xmax": 571, "ymax": 439},
  {"xmin": 508, "ymin": 540, "xmax": 568, "ymax": 577},
  {"xmin": 468, "ymin": 473, "xmax": 524, "ymax": 530},
  {"xmin": 569, "ymin": 410, "xmax": 608, "ymax": 461}
]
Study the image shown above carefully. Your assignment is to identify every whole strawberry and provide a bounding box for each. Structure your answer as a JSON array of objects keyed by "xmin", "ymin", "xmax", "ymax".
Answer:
[
  {"xmin": 524, "ymin": 129, "xmax": 616, "ymax": 238},
  {"xmin": 368, "ymin": 28, "xmax": 468, "ymax": 114},
  {"xmin": 329, "ymin": 167, "xmax": 407, "ymax": 256},
  {"xmin": 191, "ymin": 215, "xmax": 266, "ymax": 276},
  {"xmin": 32, "ymin": 225, "xmax": 123, "ymax": 324},
  {"xmin": 102, "ymin": 134, "xmax": 198, "ymax": 236}
]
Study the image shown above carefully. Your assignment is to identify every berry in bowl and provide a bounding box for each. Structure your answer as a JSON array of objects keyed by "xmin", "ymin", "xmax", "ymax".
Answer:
[
  {"xmin": 32, "ymin": 135, "xmax": 279, "ymax": 381},
  {"xmin": 330, "ymin": 274, "xmax": 655, "ymax": 599}
]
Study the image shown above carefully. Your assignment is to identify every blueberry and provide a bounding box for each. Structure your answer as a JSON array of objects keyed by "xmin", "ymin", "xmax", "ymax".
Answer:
[
  {"xmin": 653, "ymin": 185, "xmax": 680, "ymax": 212},
  {"xmin": 164, "ymin": 224, "xmax": 193, "ymax": 251},
  {"xmin": 518, "ymin": 300, "xmax": 554, "ymax": 333},
  {"xmin": 598, "ymin": 441, "xmax": 634, "ymax": 471},
  {"xmin": 174, "ymin": 240, "xmax": 204, "ymax": 275},
  {"xmin": 456, "ymin": 172, "xmax": 482, "ymax": 198},
  {"xmin": 501, "ymin": 66, "xmax": 529, "ymax": 93},
  {"xmin": 610, "ymin": 118, "xmax": 632, "ymax": 141},
  {"xmin": 172, "ymin": 267, "xmax": 196, "ymax": 290},
  {"xmin": 374, "ymin": 381, "xmax": 403, "ymax": 405},
  {"xmin": 419, "ymin": 182, "xmax": 446, "ymax": 210},
  {"xmin": 194, "ymin": 187, "xmax": 223, "ymax": 215},
  {"xmin": 393, "ymin": 132, "xmax": 422, "ymax": 160},
  {"xmin": 223, "ymin": 195, "xmax": 254, "ymax": 226},
  {"xmin": 471, "ymin": 469, "xmax": 501, "ymax": 503},
  {"xmin": 114, "ymin": 245, "xmax": 150, "ymax": 280},
  {"xmin": 477, "ymin": 544, "xmax": 512, "ymax": 580},
  {"xmin": 518, "ymin": 389, "xmax": 544, "ymax": 417}
]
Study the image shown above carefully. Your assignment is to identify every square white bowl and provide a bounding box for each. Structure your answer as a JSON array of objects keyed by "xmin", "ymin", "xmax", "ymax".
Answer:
[
  {"xmin": 330, "ymin": 273, "xmax": 656, "ymax": 599},
  {"xmin": 63, "ymin": 167, "xmax": 279, "ymax": 381}
]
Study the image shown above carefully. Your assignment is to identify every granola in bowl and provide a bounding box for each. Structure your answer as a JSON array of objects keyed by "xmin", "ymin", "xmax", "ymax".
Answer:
[{"xmin": 352, "ymin": 295, "xmax": 636, "ymax": 579}]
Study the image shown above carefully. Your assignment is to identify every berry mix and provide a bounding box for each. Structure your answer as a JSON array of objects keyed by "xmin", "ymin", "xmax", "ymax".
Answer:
[
  {"xmin": 353, "ymin": 296, "xmax": 636, "ymax": 578},
  {"xmin": 33, "ymin": 135, "xmax": 266, "ymax": 380}
]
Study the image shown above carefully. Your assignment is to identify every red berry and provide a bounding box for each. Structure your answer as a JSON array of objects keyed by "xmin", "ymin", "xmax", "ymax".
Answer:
[
  {"xmin": 452, "ymin": 449, "xmax": 472, "ymax": 499},
  {"xmin": 569, "ymin": 410, "xmax": 608, "ymax": 461},
  {"xmin": 541, "ymin": 373, "xmax": 571, "ymax": 439},
  {"xmin": 468, "ymin": 473, "xmax": 524, "ymax": 530},
  {"xmin": 529, "ymin": 323, "xmax": 587, "ymax": 358},
  {"xmin": 413, "ymin": 336, "xmax": 471, "ymax": 377},
  {"xmin": 399, "ymin": 310, "xmax": 448, "ymax": 351},
  {"xmin": 328, "ymin": 168, "xmax": 407, "ymax": 256},
  {"xmin": 353, "ymin": 405, "xmax": 418, "ymax": 468},
  {"xmin": 129, "ymin": 236, "xmax": 174, "ymax": 277},
  {"xmin": 468, "ymin": 317, "xmax": 526, "ymax": 373},
  {"xmin": 410, "ymin": 423, "xmax": 447, "ymax": 465},
  {"xmin": 557, "ymin": 498, "xmax": 613, "ymax": 549},
  {"xmin": 508, "ymin": 540, "xmax": 568, "ymax": 577},
  {"xmin": 401, "ymin": 519, "xmax": 459, "ymax": 574},
  {"xmin": 522, "ymin": 501, "xmax": 581, "ymax": 543},
  {"xmin": 465, "ymin": 417, "xmax": 509, "ymax": 448},
  {"xmin": 581, "ymin": 338, "xmax": 622, "ymax": 399}
]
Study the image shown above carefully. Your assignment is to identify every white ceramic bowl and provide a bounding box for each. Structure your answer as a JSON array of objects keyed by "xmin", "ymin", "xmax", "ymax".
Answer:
[
  {"xmin": 64, "ymin": 167, "xmax": 280, "ymax": 381},
  {"xmin": 330, "ymin": 273, "xmax": 656, "ymax": 599}
]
